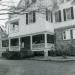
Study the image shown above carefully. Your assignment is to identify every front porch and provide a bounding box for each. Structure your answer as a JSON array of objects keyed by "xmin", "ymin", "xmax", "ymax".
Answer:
[{"xmin": 8, "ymin": 33, "xmax": 54, "ymax": 56}]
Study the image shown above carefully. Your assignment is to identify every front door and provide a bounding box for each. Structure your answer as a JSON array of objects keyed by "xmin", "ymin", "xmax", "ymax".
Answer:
[{"xmin": 21, "ymin": 36, "xmax": 30, "ymax": 51}]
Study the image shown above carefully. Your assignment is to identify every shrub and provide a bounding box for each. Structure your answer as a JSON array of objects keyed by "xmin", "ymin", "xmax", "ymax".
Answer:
[
  {"xmin": 33, "ymin": 51, "xmax": 44, "ymax": 56},
  {"xmin": 2, "ymin": 51, "xmax": 34, "ymax": 59},
  {"xmin": 48, "ymin": 43, "xmax": 75, "ymax": 56}
]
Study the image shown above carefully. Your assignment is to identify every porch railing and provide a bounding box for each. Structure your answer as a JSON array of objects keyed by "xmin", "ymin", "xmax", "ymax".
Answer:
[{"xmin": 32, "ymin": 43, "xmax": 45, "ymax": 50}]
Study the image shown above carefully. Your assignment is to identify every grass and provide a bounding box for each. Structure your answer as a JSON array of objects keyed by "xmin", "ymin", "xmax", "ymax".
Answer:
[{"xmin": 0, "ymin": 59, "xmax": 74, "ymax": 75}]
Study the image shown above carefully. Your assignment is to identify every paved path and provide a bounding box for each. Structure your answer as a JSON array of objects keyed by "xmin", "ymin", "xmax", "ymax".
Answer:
[{"xmin": 29, "ymin": 56, "xmax": 75, "ymax": 61}]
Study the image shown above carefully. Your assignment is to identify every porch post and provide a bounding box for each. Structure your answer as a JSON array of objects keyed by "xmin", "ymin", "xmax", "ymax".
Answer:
[
  {"xmin": 19, "ymin": 37, "xmax": 21, "ymax": 51},
  {"xmin": 44, "ymin": 33, "xmax": 48, "ymax": 56},
  {"xmin": 30, "ymin": 35, "xmax": 32, "ymax": 50},
  {"xmin": 9, "ymin": 38, "xmax": 11, "ymax": 51}
]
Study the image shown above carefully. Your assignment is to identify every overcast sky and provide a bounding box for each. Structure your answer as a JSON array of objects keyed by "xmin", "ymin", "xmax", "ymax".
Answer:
[{"xmin": 0, "ymin": 0, "xmax": 20, "ymax": 26}]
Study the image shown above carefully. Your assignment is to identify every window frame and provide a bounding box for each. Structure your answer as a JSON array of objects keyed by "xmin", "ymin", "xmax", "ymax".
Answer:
[
  {"xmin": 55, "ymin": 10, "xmax": 61, "ymax": 22},
  {"xmin": 63, "ymin": 29, "xmax": 71, "ymax": 40},
  {"xmin": 63, "ymin": 7, "xmax": 74, "ymax": 21},
  {"xmin": 26, "ymin": 11, "xmax": 36, "ymax": 25}
]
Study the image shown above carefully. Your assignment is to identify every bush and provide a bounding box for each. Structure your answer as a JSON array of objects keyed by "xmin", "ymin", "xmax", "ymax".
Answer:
[
  {"xmin": 2, "ymin": 51, "xmax": 34, "ymax": 59},
  {"xmin": 33, "ymin": 51, "xmax": 44, "ymax": 56},
  {"xmin": 48, "ymin": 43, "xmax": 75, "ymax": 56}
]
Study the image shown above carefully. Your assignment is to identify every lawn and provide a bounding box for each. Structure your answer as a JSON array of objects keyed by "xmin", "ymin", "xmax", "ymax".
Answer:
[{"xmin": 0, "ymin": 59, "xmax": 75, "ymax": 75}]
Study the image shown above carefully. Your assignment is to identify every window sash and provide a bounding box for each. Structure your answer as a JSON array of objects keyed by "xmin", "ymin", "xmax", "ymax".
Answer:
[
  {"xmin": 63, "ymin": 7, "xmax": 74, "ymax": 21},
  {"xmin": 26, "ymin": 11, "xmax": 36, "ymax": 24},
  {"xmin": 46, "ymin": 10, "xmax": 53, "ymax": 22},
  {"xmin": 55, "ymin": 10, "xmax": 61, "ymax": 22}
]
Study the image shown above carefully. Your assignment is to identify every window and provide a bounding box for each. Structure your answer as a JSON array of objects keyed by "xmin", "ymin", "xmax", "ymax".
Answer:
[
  {"xmin": 11, "ymin": 38, "xmax": 19, "ymax": 46},
  {"xmin": 63, "ymin": 7, "xmax": 74, "ymax": 21},
  {"xmin": 11, "ymin": 21, "xmax": 19, "ymax": 32},
  {"xmin": 72, "ymin": 29, "xmax": 75, "ymax": 39},
  {"xmin": 63, "ymin": 29, "xmax": 71, "ymax": 40},
  {"xmin": 46, "ymin": 10, "xmax": 53, "ymax": 22},
  {"xmin": 26, "ymin": 11, "xmax": 36, "ymax": 24},
  {"xmin": 55, "ymin": 10, "xmax": 61, "ymax": 22},
  {"xmin": 47, "ymin": 34, "xmax": 54, "ymax": 43},
  {"xmin": 2, "ymin": 40, "xmax": 9, "ymax": 47},
  {"xmin": 32, "ymin": 34, "xmax": 44, "ymax": 44}
]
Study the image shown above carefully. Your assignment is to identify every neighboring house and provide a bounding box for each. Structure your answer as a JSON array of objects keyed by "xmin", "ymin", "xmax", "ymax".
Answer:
[
  {"xmin": 4, "ymin": 0, "xmax": 75, "ymax": 56},
  {"xmin": 0, "ymin": 26, "xmax": 8, "ymax": 56}
]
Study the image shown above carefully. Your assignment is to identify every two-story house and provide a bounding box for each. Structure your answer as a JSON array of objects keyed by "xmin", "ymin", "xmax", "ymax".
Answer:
[{"xmin": 4, "ymin": 0, "xmax": 75, "ymax": 56}]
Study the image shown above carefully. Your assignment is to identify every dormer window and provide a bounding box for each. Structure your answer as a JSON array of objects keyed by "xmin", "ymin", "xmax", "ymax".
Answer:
[{"xmin": 26, "ymin": 11, "xmax": 36, "ymax": 24}]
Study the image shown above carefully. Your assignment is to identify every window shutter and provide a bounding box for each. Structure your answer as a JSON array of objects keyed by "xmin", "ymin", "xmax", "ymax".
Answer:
[
  {"xmin": 63, "ymin": 9, "xmax": 66, "ymax": 21},
  {"xmin": 33, "ymin": 11, "xmax": 36, "ymax": 22},
  {"xmin": 70, "ymin": 29, "xmax": 73, "ymax": 39},
  {"xmin": 71, "ymin": 7, "xmax": 74, "ymax": 19},
  {"xmin": 46, "ymin": 9, "xmax": 48, "ymax": 21},
  {"xmin": 59, "ymin": 10, "xmax": 61, "ymax": 22},
  {"xmin": 26, "ymin": 13, "xmax": 28, "ymax": 24},
  {"xmin": 51, "ymin": 12, "xmax": 53, "ymax": 22}
]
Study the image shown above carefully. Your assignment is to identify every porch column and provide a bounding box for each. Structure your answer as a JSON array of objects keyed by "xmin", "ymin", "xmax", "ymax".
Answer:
[
  {"xmin": 30, "ymin": 35, "xmax": 32, "ymax": 50},
  {"xmin": 19, "ymin": 37, "xmax": 21, "ymax": 51},
  {"xmin": 44, "ymin": 33, "xmax": 48, "ymax": 56},
  {"xmin": 9, "ymin": 39, "xmax": 11, "ymax": 51}
]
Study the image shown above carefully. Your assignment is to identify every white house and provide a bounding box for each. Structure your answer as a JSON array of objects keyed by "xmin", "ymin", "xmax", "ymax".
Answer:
[{"xmin": 4, "ymin": 0, "xmax": 75, "ymax": 56}]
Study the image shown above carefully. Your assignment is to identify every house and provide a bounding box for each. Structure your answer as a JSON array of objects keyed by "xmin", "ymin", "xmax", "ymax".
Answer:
[{"xmin": 4, "ymin": 0, "xmax": 75, "ymax": 56}]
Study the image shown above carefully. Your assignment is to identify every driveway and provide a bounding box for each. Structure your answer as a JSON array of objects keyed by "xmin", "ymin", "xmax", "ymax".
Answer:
[{"xmin": 0, "ymin": 59, "xmax": 75, "ymax": 75}]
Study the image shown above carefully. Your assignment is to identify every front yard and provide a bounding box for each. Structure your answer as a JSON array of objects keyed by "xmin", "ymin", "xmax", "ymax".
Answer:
[{"xmin": 0, "ymin": 59, "xmax": 75, "ymax": 75}]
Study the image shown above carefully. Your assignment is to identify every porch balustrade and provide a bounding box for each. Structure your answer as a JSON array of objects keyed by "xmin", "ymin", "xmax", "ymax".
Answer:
[
  {"xmin": 32, "ymin": 43, "xmax": 45, "ymax": 50},
  {"xmin": 10, "ymin": 46, "xmax": 19, "ymax": 51}
]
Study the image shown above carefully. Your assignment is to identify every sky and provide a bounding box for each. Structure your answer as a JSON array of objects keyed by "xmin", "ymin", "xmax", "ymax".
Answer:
[{"xmin": 0, "ymin": 0, "xmax": 20, "ymax": 27}]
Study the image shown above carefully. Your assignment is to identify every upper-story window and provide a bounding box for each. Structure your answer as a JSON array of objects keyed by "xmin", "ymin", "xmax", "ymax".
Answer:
[
  {"xmin": 11, "ymin": 21, "xmax": 19, "ymax": 32},
  {"xmin": 55, "ymin": 10, "xmax": 61, "ymax": 22},
  {"xmin": 26, "ymin": 11, "xmax": 36, "ymax": 24},
  {"xmin": 63, "ymin": 7, "xmax": 74, "ymax": 21},
  {"xmin": 46, "ymin": 10, "xmax": 53, "ymax": 23}
]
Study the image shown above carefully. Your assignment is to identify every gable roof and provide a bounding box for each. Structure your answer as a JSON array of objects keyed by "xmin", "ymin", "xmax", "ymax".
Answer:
[{"xmin": 16, "ymin": 0, "xmax": 58, "ymax": 12}]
